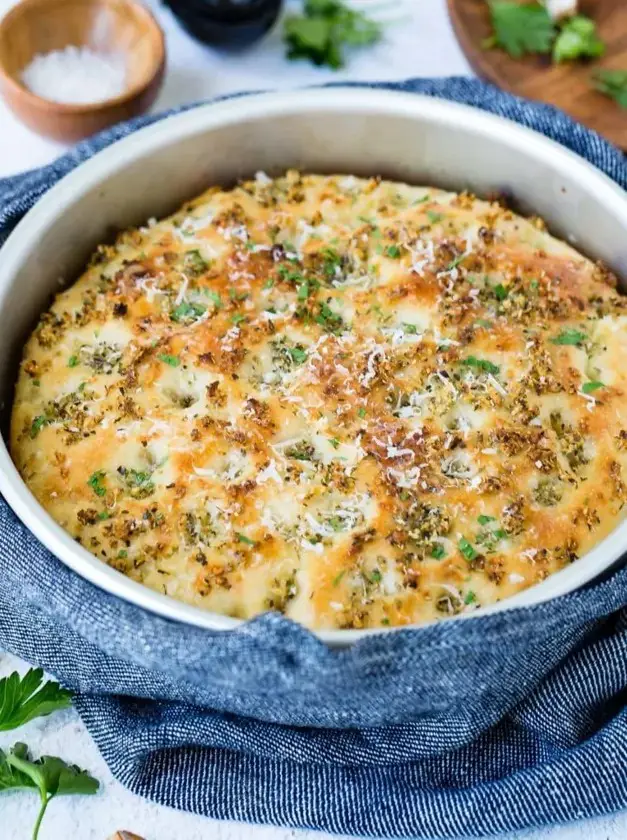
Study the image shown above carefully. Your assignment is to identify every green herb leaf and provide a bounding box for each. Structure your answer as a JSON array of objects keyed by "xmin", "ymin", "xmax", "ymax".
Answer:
[
  {"xmin": 231, "ymin": 313, "xmax": 247, "ymax": 325},
  {"xmin": 315, "ymin": 302, "xmax": 344, "ymax": 334},
  {"xmin": 284, "ymin": 0, "xmax": 383, "ymax": 70},
  {"xmin": 235, "ymin": 532, "xmax": 256, "ymax": 546},
  {"xmin": 328, "ymin": 437, "xmax": 340, "ymax": 449},
  {"xmin": 370, "ymin": 569, "xmax": 382, "ymax": 583},
  {"xmin": 357, "ymin": 407, "xmax": 367, "ymax": 419},
  {"xmin": 385, "ymin": 245, "xmax": 402, "ymax": 259},
  {"xmin": 551, "ymin": 328, "xmax": 586, "ymax": 346},
  {"xmin": 431, "ymin": 542, "xmax": 446, "ymax": 560},
  {"xmin": 464, "ymin": 590, "xmax": 477, "ymax": 605},
  {"xmin": 426, "ymin": 210, "xmax": 443, "ymax": 224},
  {"xmin": 493, "ymin": 283, "xmax": 509, "ymax": 301},
  {"xmin": 460, "ymin": 356, "xmax": 500, "ymax": 375},
  {"xmin": 332, "ymin": 570, "xmax": 345, "ymax": 586},
  {"xmin": 170, "ymin": 301, "xmax": 206, "ymax": 323},
  {"xmin": 158, "ymin": 353, "xmax": 180, "ymax": 367},
  {"xmin": 553, "ymin": 16, "xmax": 605, "ymax": 63},
  {"xmin": 477, "ymin": 514, "xmax": 496, "ymax": 525},
  {"xmin": 447, "ymin": 254, "xmax": 465, "ymax": 271},
  {"xmin": 67, "ymin": 355, "xmax": 79, "ymax": 368},
  {"xmin": 592, "ymin": 69, "xmax": 627, "ymax": 108},
  {"xmin": 0, "ymin": 670, "xmax": 72, "ymax": 732},
  {"xmin": 475, "ymin": 319, "xmax": 493, "ymax": 329},
  {"xmin": 458, "ymin": 537, "xmax": 478, "ymax": 562},
  {"xmin": 30, "ymin": 415, "xmax": 49, "ymax": 439},
  {"xmin": 183, "ymin": 249, "xmax": 209, "ymax": 276},
  {"xmin": 2, "ymin": 742, "xmax": 98, "ymax": 840},
  {"xmin": 288, "ymin": 345, "xmax": 308, "ymax": 365},
  {"xmin": 487, "ymin": 1, "xmax": 555, "ymax": 59},
  {"xmin": 582, "ymin": 380, "xmax": 605, "ymax": 394},
  {"xmin": 87, "ymin": 471, "xmax": 106, "ymax": 498}
]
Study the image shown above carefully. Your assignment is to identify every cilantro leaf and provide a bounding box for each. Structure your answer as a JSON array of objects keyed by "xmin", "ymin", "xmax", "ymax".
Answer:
[
  {"xmin": 493, "ymin": 283, "xmax": 509, "ymax": 301},
  {"xmin": 460, "ymin": 356, "xmax": 500, "ymax": 375},
  {"xmin": 0, "ymin": 670, "xmax": 71, "ymax": 732},
  {"xmin": 592, "ymin": 69, "xmax": 627, "ymax": 108},
  {"xmin": 2, "ymin": 743, "xmax": 98, "ymax": 840},
  {"xmin": 553, "ymin": 16, "xmax": 605, "ymax": 63},
  {"xmin": 284, "ymin": 0, "xmax": 383, "ymax": 70},
  {"xmin": 551, "ymin": 328, "xmax": 586, "ymax": 346},
  {"xmin": 487, "ymin": 2, "xmax": 555, "ymax": 59}
]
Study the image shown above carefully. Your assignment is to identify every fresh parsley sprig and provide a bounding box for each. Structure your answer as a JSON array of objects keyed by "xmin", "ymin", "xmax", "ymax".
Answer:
[
  {"xmin": 485, "ymin": 3, "xmax": 605, "ymax": 65},
  {"xmin": 0, "ymin": 743, "xmax": 98, "ymax": 840},
  {"xmin": 0, "ymin": 669, "xmax": 99, "ymax": 840},
  {"xmin": 0, "ymin": 668, "xmax": 72, "ymax": 731},
  {"xmin": 284, "ymin": 0, "xmax": 384, "ymax": 70}
]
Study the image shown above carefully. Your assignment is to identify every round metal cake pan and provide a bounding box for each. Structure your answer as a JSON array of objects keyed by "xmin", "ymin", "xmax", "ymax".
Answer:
[{"xmin": 1, "ymin": 87, "xmax": 626, "ymax": 645}]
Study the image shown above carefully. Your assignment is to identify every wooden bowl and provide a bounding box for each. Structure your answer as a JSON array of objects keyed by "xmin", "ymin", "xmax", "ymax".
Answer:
[{"xmin": 0, "ymin": 0, "xmax": 166, "ymax": 142}]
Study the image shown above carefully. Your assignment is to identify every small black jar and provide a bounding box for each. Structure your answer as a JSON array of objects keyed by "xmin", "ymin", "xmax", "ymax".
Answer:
[{"xmin": 164, "ymin": 0, "xmax": 284, "ymax": 50}]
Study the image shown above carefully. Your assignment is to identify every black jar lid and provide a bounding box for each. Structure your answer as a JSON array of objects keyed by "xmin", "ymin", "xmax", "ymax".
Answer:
[{"xmin": 165, "ymin": 0, "xmax": 284, "ymax": 49}]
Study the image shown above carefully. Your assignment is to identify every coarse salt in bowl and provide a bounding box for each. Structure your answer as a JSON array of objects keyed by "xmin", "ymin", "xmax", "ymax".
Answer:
[{"xmin": 21, "ymin": 45, "xmax": 127, "ymax": 106}]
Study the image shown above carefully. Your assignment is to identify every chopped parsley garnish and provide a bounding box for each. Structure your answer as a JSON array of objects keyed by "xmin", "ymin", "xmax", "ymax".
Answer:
[
  {"xmin": 358, "ymin": 407, "xmax": 367, "ymax": 419},
  {"xmin": 87, "ymin": 471, "xmax": 107, "ymax": 498},
  {"xmin": 402, "ymin": 323, "xmax": 419, "ymax": 334},
  {"xmin": 446, "ymin": 254, "xmax": 465, "ymax": 271},
  {"xmin": 315, "ymin": 302, "xmax": 344, "ymax": 334},
  {"xmin": 236, "ymin": 532, "xmax": 256, "ymax": 546},
  {"xmin": 426, "ymin": 211, "xmax": 443, "ymax": 224},
  {"xmin": 431, "ymin": 543, "xmax": 446, "ymax": 560},
  {"xmin": 460, "ymin": 356, "xmax": 500, "ymax": 375},
  {"xmin": 381, "ymin": 617, "xmax": 390, "ymax": 625},
  {"xmin": 231, "ymin": 313, "xmax": 247, "ymax": 325},
  {"xmin": 485, "ymin": 1, "xmax": 555, "ymax": 59},
  {"xmin": 158, "ymin": 353, "xmax": 180, "ymax": 367},
  {"xmin": 551, "ymin": 328, "xmax": 586, "ymax": 346},
  {"xmin": 332, "ymin": 570, "xmax": 345, "ymax": 586},
  {"xmin": 117, "ymin": 550, "xmax": 128, "ymax": 559},
  {"xmin": 327, "ymin": 516, "xmax": 344, "ymax": 532},
  {"xmin": 229, "ymin": 288, "xmax": 248, "ymax": 302},
  {"xmin": 477, "ymin": 514, "xmax": 496, "ymax": 525},
  {"xmin": 385, "ymin": 245, "xmax": 401, "ymax": 259},
  {"xmin": 206, "ymin": 290, "xmax": 222, "ymax": 309},
  {"xmin": 170, "ymin": 301, "xmax": 206, "ymax": 323},
  {"xmin": 464, "ymin": 590, "xmax": 477, "ymax": 605},
  {"xmin": 117, "ymin": 467, "xmax": 155, "ymax": 498},
  {"xmin": 493, "ymin": 283, "xmax": 509, "ymax": 301},
  {"xmin": 183, "ymin": 249, "xmax": 209, "ymax": 275},
  {"xmin": 263, "ymin": 278, "xmax": 275, "ymax": 290},
  {"xmin": 287, "ymin": 345, "xmax": 308, "ymax": 365},
  {"xmin": 67, "ymin": 355, "xmax": 79, "ymax": 368},
  {"xmin": 97, "ymin": 511, "xmax": 110, "ymax": 521},
  {"xmin": 582, "ymin": 380, "xmax": 604, "ymax": 394},
  {"xmin": 297, "ymin": 281, "xmax": 310, "ymax": 301},
  {"xmin": 322, "ymin": 247, "xmax": 342, "ymax": 277},
  {"xmin": 30, "ymin": 415, "xmax": 49, "ymax": 439},
  {"xmin": 370, "ymin": 569, "xmax": 382, "ymax": 584},
  {"xmin": 458, "ymin": 537, "xmax": 478, "ymax": 562},
  {"xmin": 328, "ymin": 437, "xmax": 340, "ymax": 449}
]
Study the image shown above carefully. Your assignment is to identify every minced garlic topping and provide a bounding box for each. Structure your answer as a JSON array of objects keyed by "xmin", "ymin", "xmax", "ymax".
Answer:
[{"xmin": 11, "ymin": 172, "xmax": 627, "ymax": 629}]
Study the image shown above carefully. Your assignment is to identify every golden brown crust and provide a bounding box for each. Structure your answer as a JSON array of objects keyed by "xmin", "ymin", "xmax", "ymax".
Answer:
[{"xmin": 11, "ymin": 172, "xmax": 627, "ymax": 629}]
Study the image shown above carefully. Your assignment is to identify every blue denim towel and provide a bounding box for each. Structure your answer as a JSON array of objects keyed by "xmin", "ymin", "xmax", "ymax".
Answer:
[{"xmin": 0, "ymin": 78, "xmax": 626, "ymax": 839}]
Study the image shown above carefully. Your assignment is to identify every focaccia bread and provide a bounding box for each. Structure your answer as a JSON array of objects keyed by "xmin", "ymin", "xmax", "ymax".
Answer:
[{"xmin": 11, "ymin": 172, "xmax": 627, "ymax": 629}]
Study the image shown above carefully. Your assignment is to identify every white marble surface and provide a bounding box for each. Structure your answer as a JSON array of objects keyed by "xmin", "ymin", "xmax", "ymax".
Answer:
[{"xmin": 0, "ymin": 1, "xmax": 625, "ymax": 838}]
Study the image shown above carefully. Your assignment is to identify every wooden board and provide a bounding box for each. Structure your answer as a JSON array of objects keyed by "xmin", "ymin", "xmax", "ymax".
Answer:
[{"xmin": 447, "ymin": 0, "xmax": 627, "ymax": 150}]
